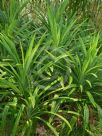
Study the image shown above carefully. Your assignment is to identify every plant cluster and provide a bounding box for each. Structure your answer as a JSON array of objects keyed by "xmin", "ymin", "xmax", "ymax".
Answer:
[{"xmin": 0, "ymin": 0, "xmax": 102, "ymax": 136}]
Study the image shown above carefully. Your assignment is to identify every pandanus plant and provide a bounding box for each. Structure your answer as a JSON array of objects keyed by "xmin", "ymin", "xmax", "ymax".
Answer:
[{"xmin": 0, "ymin": 0, "xmax": 102, "ymax": 136}]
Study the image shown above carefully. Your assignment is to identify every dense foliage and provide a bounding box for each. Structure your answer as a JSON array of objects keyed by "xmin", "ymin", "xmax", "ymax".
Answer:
[{"xmin": 0, "ymin": 0, "xmax": 102, "ymax": 136}]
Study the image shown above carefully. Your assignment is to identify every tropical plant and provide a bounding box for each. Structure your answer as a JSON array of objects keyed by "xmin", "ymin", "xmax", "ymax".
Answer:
[{"xmin": 0, "ymin": 0, "xmax": 102, "ymax": 136}]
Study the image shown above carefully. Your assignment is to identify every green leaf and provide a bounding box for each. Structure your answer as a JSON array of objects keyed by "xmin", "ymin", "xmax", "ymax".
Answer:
[
  {"xmin": 44, "ymin": 111, "xmax": 72, "ymax": 130},
  {"xmin": 85, "ymin": 80, "xmax": 92, "ymax": 88},
  {"xmin": 24, "ymin": 33, "xmax": 46, "ymax": 74},
  {"xmin": 0, "ymin": 34, "xmax": 20, "ymax": 63},
  {"xmin": 1, "ymin": 105, "xmax": 9, "ymax": 136},
  {"xmin": 86, "ymin": 91, "xmax": 97, "ymax": 108},
  {"xmin": 97, "ymin": 105, "xmax": 102, "ymax": 122},
  {"xmin": 25, "ymin": 35, "xmax": 35, "ymax": 63},
  {"xmin": 20, "ymin": 121, "xmax": 28, "ymax": 136},
  {"xmin": 10, "ymin": 104, "xmax": 25, "ymax": 136},
  {"xmin": 83, "ymin": 104, "xmax": 89, "ymax": 129},
  {"xmin": 26, "ymin": 120, "xmax": 32, "ymax": 136},
  {"xmin": 35, "ymin": 117, "xmax": 59, "ymax": 136}
]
